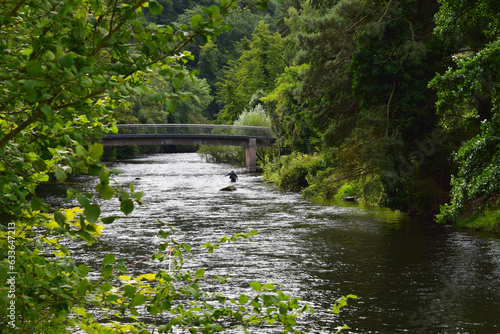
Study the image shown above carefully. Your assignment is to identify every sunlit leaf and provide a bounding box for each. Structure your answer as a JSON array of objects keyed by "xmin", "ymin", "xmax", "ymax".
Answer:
[
  {"xmin": 250, "ymin": 281, "xmax": 262, "ymax": 292},
  {"xmin": 103, "ymin": 253, "xmax": 116, "ymax": 265},
  {"xmin": 89, "ymin": 143, "xmax": 104, "ymax": 159}
]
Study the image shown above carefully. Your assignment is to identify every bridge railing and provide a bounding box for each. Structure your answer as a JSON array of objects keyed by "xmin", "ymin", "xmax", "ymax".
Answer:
[{"xmin": 114, "ymin": 124, "xmax": 274, "ymax": 138}]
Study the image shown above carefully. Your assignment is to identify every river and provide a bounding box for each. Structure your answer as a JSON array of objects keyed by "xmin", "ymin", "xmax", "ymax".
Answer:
[{"xmin": 47, "ymin": 153, "xmax": 500, "ymax": 333}]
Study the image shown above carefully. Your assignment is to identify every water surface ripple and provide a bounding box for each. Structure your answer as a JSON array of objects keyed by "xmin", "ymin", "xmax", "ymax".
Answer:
[{"xmin": 64, "ymin": 153, "xmax": 500, "ymax": 333}]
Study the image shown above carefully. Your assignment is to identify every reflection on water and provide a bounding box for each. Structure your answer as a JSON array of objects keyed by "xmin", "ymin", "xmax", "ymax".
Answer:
[{"xmin": 49, "ymin": 153, "xmax": 500, "ymax": 333}]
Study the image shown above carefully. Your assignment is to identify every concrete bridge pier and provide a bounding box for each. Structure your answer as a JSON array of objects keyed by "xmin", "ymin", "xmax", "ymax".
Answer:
[{"xmin": 246, "ymin": 138, "xmax": 257, "ymax": 173}]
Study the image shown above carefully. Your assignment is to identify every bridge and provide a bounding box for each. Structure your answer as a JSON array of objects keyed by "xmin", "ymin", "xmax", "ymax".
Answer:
[{"xmin": 101, "ymin": 124, "xmax": 276, "ymax": 172}]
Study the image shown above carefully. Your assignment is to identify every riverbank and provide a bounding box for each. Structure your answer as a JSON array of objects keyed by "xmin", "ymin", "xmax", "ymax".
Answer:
[
  {"xmin": 456, "ymin": 208, "xmax": 500, "ymax": 233},
  {"xmin": 261, "ymin": 153, "xmax": 500, "ymax": 234}
]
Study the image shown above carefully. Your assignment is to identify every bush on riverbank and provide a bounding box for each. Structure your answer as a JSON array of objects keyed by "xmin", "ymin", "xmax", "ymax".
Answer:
[
  {"xmin": 262, "ymin": 153, "xmax": 383, "ymax": 203},
  {"xmin": 456, "ymin": 208, "xmax": 500, "ymax": 233},
  {"xmin": 435, "ymin": 127, "xmax": 500, "ymax": 229},
  {"xmin": 198, "ymin": 144, "xmax": 245, "ymax": 165},
  {"xmin": 262, "ymin": 153, "xmax": 325, "ymax": 191}
]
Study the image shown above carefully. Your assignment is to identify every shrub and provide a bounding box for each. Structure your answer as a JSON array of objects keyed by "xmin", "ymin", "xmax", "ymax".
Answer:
[
  {"xmin": 436, "ymin": 129, "xmax": 500, "ymax": 223},
  {"xmin": 336, "ymin": 184, "xmax": 358, "ymax": 199}
]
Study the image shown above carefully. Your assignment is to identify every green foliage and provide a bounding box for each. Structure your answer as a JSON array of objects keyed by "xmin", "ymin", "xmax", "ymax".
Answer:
[
  {"xmin": 436, "ymin": 127, "xmax": 500, "ymax": 223},
  {"xmin": 234, "ymin": 103, "xmax": 272, "ymax": 128},
  {"xmin": 3, "ymin": 214, "xmax": 356, "ymax": 333},
  {"xmin": 335, "ymin": 184, "xmax": 358, "ymax": 200},
  {"xmin": 197, "ymin": 145, "xmax": 243, "ymax": 165},
  {"xmin": 198, "ymin": 104, "xmax": 274, "ymax": 165},
  {"xmin": 0, "ymin": 1, "xmax": 358, "ymax": 332},
  {"xmin": 167, "ymin": 75, "xmax": 214, "ymax": 124},
  {"xmin": 431, "ymin": 0, "xmax": 500, "ymax": 227},
  {"xmin": 434, "ymin": 0, "xmax": 500, "ymax": 47},
  {"xmin": 262, "ymin": 64, "xmax": 318, "ymax": 154},
  {"xmin": 455, "ymin": 207, "xmax": 500, "ymax": 233},
  {"xmin": 263, "ymin": 153, "xmax": 325, "ymax": 191},
  {"xmin": 261, "ymin": 0, "xmax": 456, "ymax": 216},
  {"xmin": 215, "ymin": 21, "xmax": 285, "ymax": 123}
]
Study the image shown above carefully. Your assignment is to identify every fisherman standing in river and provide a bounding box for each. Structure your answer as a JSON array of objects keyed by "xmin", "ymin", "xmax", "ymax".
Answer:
[{"xmin": 225, "ymin": 170, "xmax": 238, "ymax": 182}]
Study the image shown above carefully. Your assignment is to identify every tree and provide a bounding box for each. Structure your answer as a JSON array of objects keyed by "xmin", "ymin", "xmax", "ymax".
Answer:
[
  {"xmin": 2, "ymin": 1, "xmax": 355, "ymax": 332},
  {"xmin": 167, "ymin": 75, "xmax": 214, "ymax": 124},
  {"xmin": 262, "ymin": 64, "xmax": 316, "ymax": 154},
  {"xmin": 215, "ymin": 21, "xmax": 285, "ymax": 123},
  {"xmin": 265, "ymin": 0, "xmax": 451, "ymax": 215},
  {"xmin": 431, "ymin": 0, "xmax": 500, "ymax": 224},
  {"xmin": 198, "ymin": 103, "xmax": 273, "ymax": 165}
]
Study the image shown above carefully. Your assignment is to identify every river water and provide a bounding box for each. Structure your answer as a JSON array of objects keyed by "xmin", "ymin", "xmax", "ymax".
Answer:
[{"xmin": 52, "ymin": 153, "xmax": 500, "ymax": 333}]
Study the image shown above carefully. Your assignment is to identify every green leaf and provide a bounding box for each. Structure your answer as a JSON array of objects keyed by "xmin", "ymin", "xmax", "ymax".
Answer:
[
  {"xmin": 44, "ymin": 50, "xmax": 55, "ymax": 61},
  {"xmin": 182, "ymin": 243, "xmax": 191, "ymax": 253},
  {"xmin": 54, "ymin": 211, "xmax": 67, "ymax": 226},
  {"xmin": 262, "ymin": 294, "xmax": 280, "ymax": 307},
  {"xmin": 89, "ymin": 143, "xmax": 104, "ymax": 159},
  {"xmin": 103, "ymin": 254, "xmax": 116, "ymax": 265},
  {"xmin": 31, "ymin": 197, "xmax": 42, "ymax": 211},
  {"xmin": 101, "ymin": 216, "xmax": 119, "ymax": 224},
  {"xmin": 78, "ymin": 279, "xmax": 90, "ymax": 295},
  {"xmin": 148, "ymin": 1, "xmax": 163, "ymax": 15},
  {"xmin": 124, "ymin": 285, "xmax": 137, "ymax": 298},
  {"xmin": 131, "ymin": 191, "xmax": 143, "ymax": 199},
  {"xmin": 165, "ymin": 99, "xmax": 177, "ymax": 112},
  {"xmin": 191, "ymin": 14, "xmax": 205, "ymax": 28},
  {"xmin": 149, "ymin": 93, "xmax": 163, "ymax": 102},
  {"xmin": 27, "ymin": 62, "xmax": 42, "ymax": 76},
  {"xmin": 131, "ymin": 293, "xmax": 147, "ymax": 307},
  {"xmin": 84, "ymin": 203, "xmax": 101, "ymax": 223},
  {"xmin": 157, "ymin": 230, "xmax": 169, "ymax": 239},
  {"xmin": 22, "ymin": 47, "xmax": 33, "ymax": 57},
  {"xmin": 171, "ymin": 78, "xmax": 182, "ymax": 90},
  {"xmin": 256, "ymin": 1, "xmax": 268, "ymax": 11},
  {"xmin": 77, "ymin": 193, "xmax": 91, "ymax": 207},
  {"xmin": 279, "ymin": 302, "xmax": 288, "ymax": 315},
  {"xmin": 195, "ymin": 269, "xmax": 205, "ymax": 278},
  {"xmin": 102, "ymin": 265, "xmax": 113, "ymax": 278},
  {"xmin": 120, "ymin": 198, "xmax": 134, "ymax": 215},
  {"xmin": 99, "ymin": 185, "xmax": 115, "ymax": 200},
  {"xmin": 238, "ymin": 294, "xmax": 249, "ymax": 304},
  {"xmin": 101, "ymin": 282, "xmax": 113, "ymax": 292},
  {"xmin": 78, "ymin": 265, "xmax": 90, "ymax": 277},
  {"xmin": 59, "ymin": 53, "xmax": 74, "ymax": 68},
  {"xmin": 54, "ymin": 167, "xmax": 67, "ymax": 182},
  {"xmin": 88, "ymin": 165, "xmax": 102, "ymax": 176},
  {"xmin": 110, "ymin": 168, "xmax": 125, "ymax": 175},
  {"xmin": 75, "ymin": 145, "xmax": 87, "ymax": 157},
  {"xmin": 250, "ymin": 281, "xmax": 262, "ymax": 292},
  {"xmin": 23, "ymin": 80, "xmax": 36, "ymax": 90},
  {"xmin": 33, "ymin": 158, "xmax": 47, "ymax": 171}
]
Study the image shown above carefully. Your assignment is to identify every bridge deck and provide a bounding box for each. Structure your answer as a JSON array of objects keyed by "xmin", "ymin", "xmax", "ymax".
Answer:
[{"xmin": 101, "ymin": 134, "xmax": 276, "ymax": 147}]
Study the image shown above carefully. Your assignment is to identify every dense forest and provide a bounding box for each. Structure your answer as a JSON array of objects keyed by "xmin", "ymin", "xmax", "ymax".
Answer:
[
  {"xmin": 1, "ymin": 0, "xmax": 499, "ymax": 332},
  {"xmin": 110, "ymin": 0, "xmax": 500, "ymax": 230}
]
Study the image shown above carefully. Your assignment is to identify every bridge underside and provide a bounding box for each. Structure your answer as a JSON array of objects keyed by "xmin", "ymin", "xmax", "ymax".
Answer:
[{"xmin": 101, "ymin": 134, "xmax": 275, "ymax": 172}]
